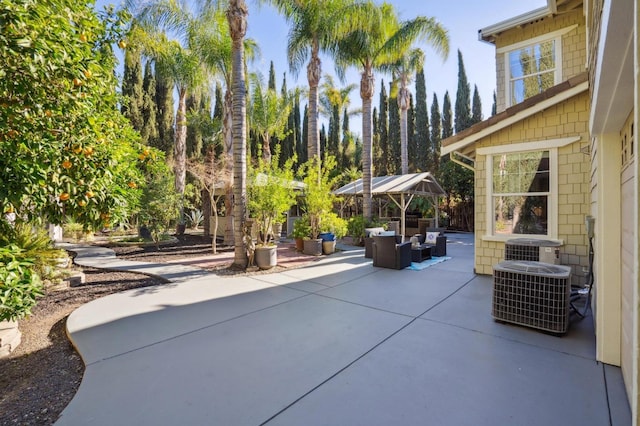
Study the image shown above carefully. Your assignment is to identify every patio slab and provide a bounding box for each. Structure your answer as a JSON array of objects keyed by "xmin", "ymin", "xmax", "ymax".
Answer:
[{"xmin": 57, "ymin": 232, "xmax": 631, "ymax": 425}]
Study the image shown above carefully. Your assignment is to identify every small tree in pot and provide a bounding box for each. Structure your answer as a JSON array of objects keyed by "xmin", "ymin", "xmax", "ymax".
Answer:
[
  {"xmin": 248, "ymin": 152, "xmax": 297, "ymax": 269},
  {"xmin": 299, "ymin": 156, "xmax": 341, "ymax": 255}
]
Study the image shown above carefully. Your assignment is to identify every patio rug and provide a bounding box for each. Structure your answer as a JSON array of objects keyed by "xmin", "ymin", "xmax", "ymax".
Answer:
[{"xmin": 407, "ymin": 256, "xmax": 451, "ymax": 271}]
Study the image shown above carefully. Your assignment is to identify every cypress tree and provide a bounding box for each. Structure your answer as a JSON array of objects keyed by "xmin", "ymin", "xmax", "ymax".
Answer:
[
  {"xmin": 415, "ymin": 68, "xmax": 430, "ymax": 172},
  {"xmin": 471, "ymin": 84, "xmax": 483, "ymax": 125},
  {"xmin": 140, "ymin": 61, "xmax": 158, "ymax": 147},
  {"xmin": 277, "ymin": 73, "xmax": 289, "ymax": 164},
  {"xmin": 268, "ymin": 61, "xmax": 277, "ymax": 92},
  {"xmin": 121, "ymin": 48, "xmax": 144, "ymax": 132},
  {"xmin": 328, "ymin": 104, "xmax": 340, "ymax": 163},
  {"xmin": 388, "ymin": 81, "xmax": 401, "ymax": 175},
  {"xmin": 378, "ymin": 81, "xmax": 389, "ymax": 176},
  {"xmin": 407, "ymin": 93, "xmax": 416, "ymax": 173},
  {"xmin": 293, "ymin": 93, "xmax": 302, "ymax": 164},
  {"xmin": 213, "ymin": 83, "xmax": 224, "ymax": 156},
  {"xmin": 372, "ymin": 106, "xmax": 380, "ymax": 176},
  {"xmin": 154, "ymin": 63, "xmax": 174, "ymax": 156},
  {"xmin": 341, "ymin": 109, "xmax": 353, "ymax": 169},
  {"xmin": 454, "ymin": 50, "xmax": 471, "ymax": 133},
  {"xmin": 430, "ymin": 93, "xmax": 442, "ymax": 174},
  {"xmin": 301, "ymin": 104, "xmax": 309, "ymax": 163},
  {"xmin": 491, "ymin": 90, "xmax": 497, "ymax": 116},
  {"xmin": 319, "ymin": 124, "xmax": 327, "ymax": 160},
  {"xmin": 442, "ymin": 91, "xmax": 453, "ymax": 139},
  {"xmin": 186, "ymin": 90, "xmax": 202, "ymax": 158}
]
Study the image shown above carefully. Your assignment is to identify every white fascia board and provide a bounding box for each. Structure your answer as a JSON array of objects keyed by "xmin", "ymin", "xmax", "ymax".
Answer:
[{"xmin": 479, "ymin": 6, "xmax": 552, "ymax": 42}]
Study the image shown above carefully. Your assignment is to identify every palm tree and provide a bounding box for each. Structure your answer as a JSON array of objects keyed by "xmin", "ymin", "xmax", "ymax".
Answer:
[
  {"xmin": 386, "ymin": 27, "xmax": 448, "ymax": 174},
  {"xmin": 335, "ymin": 2, "xmax": 448, "ymax": 220},
  {"xmin": 128, "ymin": 0, "xmax": 216, "ymax": 224},
  {"xmin": 320, "ymin": 73, "xmax": 360, "ymax": 165},
  {"xmin": 195, "ymin": 4, "xmax": 259, "ymax": 246},
  {"xmin": 248, "ymin": 73, "xmax": 291, "ymax": 163},
  {"xmin": 265, "ymin": 0, "xmax": 355, "ymax": 161},
  {"xmin": 227, "ymin": 0, "xmax": 249, "ymax": 268}
]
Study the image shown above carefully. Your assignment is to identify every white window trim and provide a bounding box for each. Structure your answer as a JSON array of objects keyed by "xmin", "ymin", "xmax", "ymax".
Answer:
[
  {"xmin": 479, "ymin": 138, "xmax": 584, "ymax": 243},
  {"xmin": 500, "ymin": 25, "xmax": 578, "ymax": 108}
]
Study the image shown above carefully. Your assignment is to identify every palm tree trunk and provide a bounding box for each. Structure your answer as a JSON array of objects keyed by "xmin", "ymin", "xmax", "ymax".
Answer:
[
  {"xmin": 175, "ymin": 87, "xmax": 188, "ymax": 225},
  {"xmin": 360, "ymin": 66, "xmax": 374, "ymax": 220},
  {"xmin": 307, "ymin": 44, "xmax": 321, "ymax": 160},
  {"xmin": 228, "ymin": 0, "xmax": 248, "ymax": 269},
  {"xmin": 223, "ymin": 88, "xmax": 234, "ymax": 246},
  {"xmin": 398, "ymin": 86, "xmax": 410, "ymax": 175}
]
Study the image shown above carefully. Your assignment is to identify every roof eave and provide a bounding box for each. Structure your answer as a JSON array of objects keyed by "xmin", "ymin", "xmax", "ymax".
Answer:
[{"xmin": 479, "ymin": 0, "xmax": 557, "ymax": 43}]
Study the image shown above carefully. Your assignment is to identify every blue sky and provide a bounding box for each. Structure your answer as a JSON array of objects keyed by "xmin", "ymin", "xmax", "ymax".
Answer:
[
  {"xmin": 246, "ymin": 1, "xmax": 546, "ymax": 128},
  {"xmin": 99, "ymin": 0, "xmax": 546, "ymax": 136}
]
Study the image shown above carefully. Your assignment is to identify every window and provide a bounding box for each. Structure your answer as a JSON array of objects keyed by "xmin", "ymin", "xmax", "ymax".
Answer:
[
  {"xmin": 508, "ymin": 40, "xmax": 557, "ymax": 105},
  {"xmin": 491, "ymin": 151, "xmax": 550, "ymax": 236}
]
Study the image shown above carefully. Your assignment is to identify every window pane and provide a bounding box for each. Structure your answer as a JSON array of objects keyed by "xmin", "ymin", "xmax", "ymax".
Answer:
[
  {"xmin": 493, "ymin": 151, "xmax": 549, "ymax": 194},
  {"xmin": 493, "ymin": 195, "xmax": 548, "ymax": 235},
  {"xmin": 509, "ymin": 39, "xmax": 556, "ymax": 103}
]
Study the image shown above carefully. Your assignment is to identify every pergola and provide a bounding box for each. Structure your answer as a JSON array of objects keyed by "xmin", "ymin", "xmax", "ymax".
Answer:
[{"xmin": 333, "ymin": 172, "xmax": 447, "ymax": 236}]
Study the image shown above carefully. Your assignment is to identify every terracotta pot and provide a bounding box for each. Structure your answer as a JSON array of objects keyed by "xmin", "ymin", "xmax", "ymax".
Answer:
[
  {"xmin": 294, "ymin": 237, "xmax": 304, "ymax": 251},
  {"xmin": 254, "ymin": 246, "xmax": 277, "ymax": 270}
]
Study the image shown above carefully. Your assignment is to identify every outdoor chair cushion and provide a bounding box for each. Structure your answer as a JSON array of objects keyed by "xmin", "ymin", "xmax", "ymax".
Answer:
[{"xmin": 372, "ymin": 235, "xmax": 411, "ymax": 270}]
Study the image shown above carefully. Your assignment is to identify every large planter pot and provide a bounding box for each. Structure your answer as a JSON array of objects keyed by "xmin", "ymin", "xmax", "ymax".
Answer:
[
  {"xmin": 0, "ymin": 320, "xmax": 21, "ymax": 358},
  {"xmin": 272, "ymin": 222, "xmax": 283, "ymax": 240},
  {"xmin": 322, "ymin": 239, "xmax": 336, "ymax": 255},
  {"xmin": 303, "ymin": 238, "xmax": 323, "ymax": 256},
  {"xmin": 294, "ymin": 237, "xmax": 304, "ymax": 252},
  {"xmin": 254, "ymin": 246, "xmax": 277, "ymax": 270}
]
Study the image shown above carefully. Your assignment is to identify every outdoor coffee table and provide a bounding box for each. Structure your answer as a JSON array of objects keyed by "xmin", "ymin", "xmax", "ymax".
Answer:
[{"xmin": 411, "ymin": 244, "xmax": 432, "ymax": 263}]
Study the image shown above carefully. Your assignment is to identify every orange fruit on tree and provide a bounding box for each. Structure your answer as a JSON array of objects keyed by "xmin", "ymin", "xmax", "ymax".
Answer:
[
  {"xmin": 138, "ymin": 153, "xmax": 146, "ymax": 160},
  {"xmin": 84, "ymin": 70, "xmax": 92, "ymax": 79},
  {"xmin": 72, "ymin": 145, "xmax": 82, "ymax": 154},
  {"xmin": 79, "ymin": 33, "xmax": 88, "ymax": 43},
  {"xmin": 78, "ymin": 200, "xmax": 87, "ymax": 207},
  {"xmin": 127, "ymin": 181, "xmax": 137, "ymax": 188},
  {"xmin": 45, "ymin": 110, "xmax": 52, "ymax": 117},
  {"xmin": 118, "ymin": 40, "xmax": 127, "ymax": 49},
  {"xmin": 73, "ymin": 78, "xmax": 83, "ymax": 87},
  {"xmin": 62, "ymin": 160, "xmax": 72, "ymax": 169},
  {"xmin": 83, "ymin": 147, "xmax": 93, "ymax": 156},
  {"xmin": 85, "ymin": 191, "xmax": 94, "ymax": 198},
  {"xmin": 59, "ymin": 193, "xmax": 70, "ymax": 201}
]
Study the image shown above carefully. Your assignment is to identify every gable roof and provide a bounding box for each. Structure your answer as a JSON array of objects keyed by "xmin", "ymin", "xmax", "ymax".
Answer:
[
  {"xmin": 441, "ymin": 72, "xmax": 588, "ymax": 158},
  {"xmin": 333, "ymin": 172, "xmax": 446, "ymax": 198}
]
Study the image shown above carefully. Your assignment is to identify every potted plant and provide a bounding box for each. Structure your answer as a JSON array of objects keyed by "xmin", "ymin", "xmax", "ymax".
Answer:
[
  {"xmin": 299, "ymin": 156, "xmax": 341, "ymax": 256},
  {"xmin": 248, "ymin": 153, "xmax": 297, "ymax": 269},
  {"xmin": 320, "ymin": 212, "xmax": 347, "ymax": 254},
  {"xmin": 291, "ymin": 215, "xmax": 311, "ymax": 251}
]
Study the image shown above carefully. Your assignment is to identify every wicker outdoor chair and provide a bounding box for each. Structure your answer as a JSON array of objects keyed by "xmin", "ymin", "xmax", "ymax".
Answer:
[{"xmin": 372, "ymin": 235, "xmax": 412, "ymax": 270}]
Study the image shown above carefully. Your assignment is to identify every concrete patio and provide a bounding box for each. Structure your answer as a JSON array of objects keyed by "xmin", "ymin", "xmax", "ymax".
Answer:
[{"xmin": 57, "ymin": 233, "xmax": 630, "ymax": 425}]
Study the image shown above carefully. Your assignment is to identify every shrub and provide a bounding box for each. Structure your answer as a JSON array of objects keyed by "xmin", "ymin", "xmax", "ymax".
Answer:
[
  {"xmin": 0, "ymin": 245, "xmax": 44, "ymax": 322},
  {"xmin": 0, "ymin": 224, "xmax": 68, "ymax": 282},
  {"xmin": 320, "ymin": 212, "xmax": 348, "ymax": 239}
]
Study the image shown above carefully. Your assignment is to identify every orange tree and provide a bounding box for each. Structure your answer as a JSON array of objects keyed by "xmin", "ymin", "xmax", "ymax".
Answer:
[{"xmin": 0, "ymin": 0, "xmax": 146, "ymax": 235}]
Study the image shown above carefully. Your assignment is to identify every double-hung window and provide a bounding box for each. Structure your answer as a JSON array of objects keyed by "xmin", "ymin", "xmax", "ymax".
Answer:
[
  {"xmin": 491, "ymin": 150, "xmax": 550, "ymax": 236},
  {"xmin": 508, "ymin": 40, "xmax": 557, "ymax": 105},
  {"xmin": 499, "ymin": 26, "xmax": 576, "ymax": 107}
]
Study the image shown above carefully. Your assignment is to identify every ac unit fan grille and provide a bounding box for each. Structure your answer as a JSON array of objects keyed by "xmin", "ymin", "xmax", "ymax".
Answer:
[
  {"xmin": 492, "ymin": 262, "xmax": 571, "ymax": 334},
  {"xmin": 504, "ymin": 244, "xmax": 540, "ymax": 262}
]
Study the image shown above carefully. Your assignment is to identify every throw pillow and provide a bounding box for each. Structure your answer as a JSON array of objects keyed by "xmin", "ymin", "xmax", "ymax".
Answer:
[{"xmin": 426, "ymin": 231, "xmax": 439, "ymax": 245}]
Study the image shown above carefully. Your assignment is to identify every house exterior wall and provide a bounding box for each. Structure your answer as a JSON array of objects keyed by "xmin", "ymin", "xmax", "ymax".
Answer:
[
  {"xmin": 473, "ymin": 91, "xmax": 590, "ymax": 285},
  {"xmin": 494, "ymin": 9, "xmax": 586, "ymax": 113}
]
